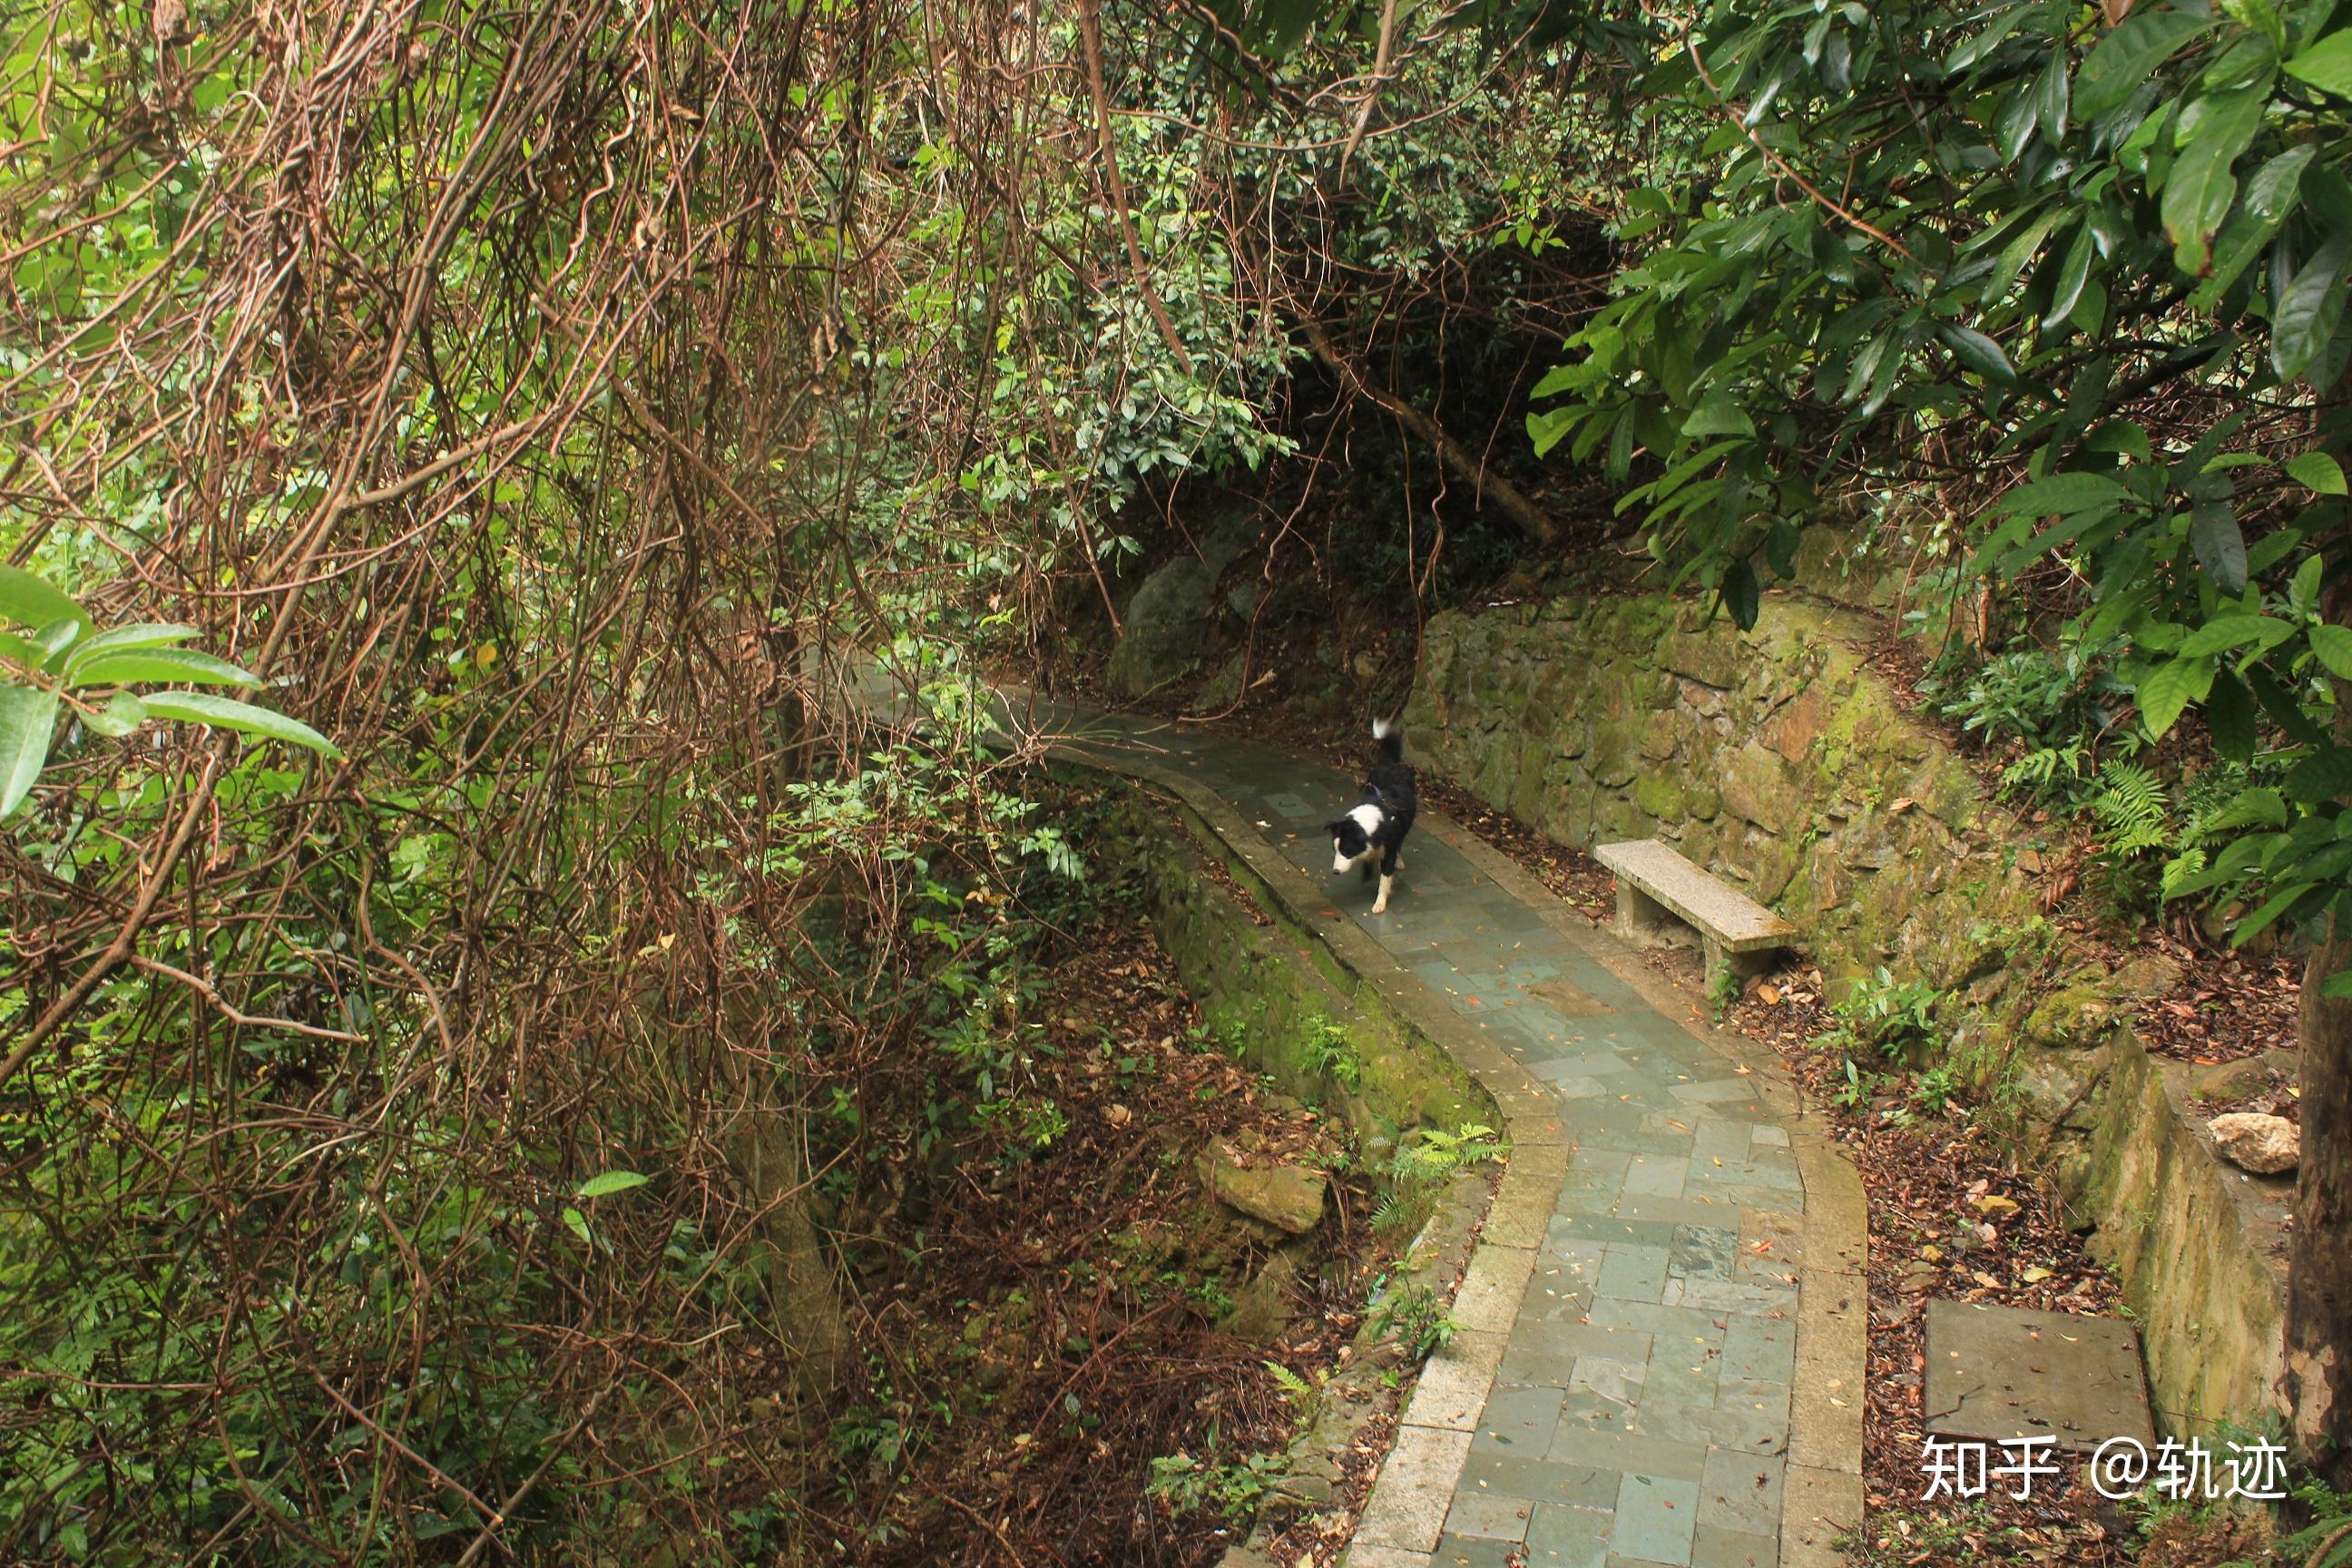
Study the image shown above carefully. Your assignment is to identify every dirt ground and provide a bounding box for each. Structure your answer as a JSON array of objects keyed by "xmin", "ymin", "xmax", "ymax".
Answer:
[{"xmin": 807, "ymin": 909, "xmax": 1396, "ymax": 1566}]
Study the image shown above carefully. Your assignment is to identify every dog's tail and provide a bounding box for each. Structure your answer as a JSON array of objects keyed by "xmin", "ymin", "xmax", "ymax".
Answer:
[{"xmin": 1372, "ymin": 716, "xmax": 1403, "ymax": 763}]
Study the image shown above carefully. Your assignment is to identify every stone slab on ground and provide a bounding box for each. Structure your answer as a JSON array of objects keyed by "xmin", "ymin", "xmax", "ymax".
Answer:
[{"xmin": 1922, "ymin": 1298, "xmax": 2156, "ymax": 1451}]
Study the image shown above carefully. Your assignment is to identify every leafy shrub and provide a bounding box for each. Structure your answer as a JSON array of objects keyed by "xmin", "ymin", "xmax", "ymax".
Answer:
[
  {"xmin": 1367, "ymin": 1279, "xmax": 1464, "ymax": 1361},
  {"xmin": 1828, "ymin": 967, "xmax": 1942, "ymax": 1061},
  {"xmin": 1145, "ymin": 1445, "xmax": 1287, "ymax": 1524},
  {"xmin": 1920, "ymin": 638, "xmax": 2126, "ymax": 754},
  {"xmin": 1307, "ymin": 1022, "xmax": 1364, "ymax": 1092}
]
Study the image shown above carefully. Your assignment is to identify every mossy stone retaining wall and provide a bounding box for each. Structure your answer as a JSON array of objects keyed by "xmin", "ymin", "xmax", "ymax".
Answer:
[
  {"xmin": 1087, "ymin": 782, "xmax": 1496, "ymax": 1535},
  {"xmin": 1406, "ymin": 592, "xmax": 2040, "ymax": 996},
  {"xmin": 1096, "ymin": 786, "xmax": 1491, "ymax": 1142}
]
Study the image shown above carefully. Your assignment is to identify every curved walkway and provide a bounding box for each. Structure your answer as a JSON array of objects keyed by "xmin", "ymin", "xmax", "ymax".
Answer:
[{"xmin": 856, "ymin": 673, "xmax": 1867, "ymax": 1568}]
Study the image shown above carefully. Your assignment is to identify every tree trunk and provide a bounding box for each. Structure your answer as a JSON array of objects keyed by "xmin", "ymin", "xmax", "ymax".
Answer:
[
  {"xmin": 2290, "ymin": 566, "xmax": 2352, "ymax": 1483},
  {"xmin": 2289, "ymin": 927, "xmax": 2352, "ymax": 1485}
]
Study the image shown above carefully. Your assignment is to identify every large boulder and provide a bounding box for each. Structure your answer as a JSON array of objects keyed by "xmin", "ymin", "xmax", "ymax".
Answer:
[
  {"xmin": 1106, "ymin": 557, "xmax": 1215, "ymax": 698},
  {"xmin": 1103, "ymin": 508, "xmax": 1267, "ymax": 700}
]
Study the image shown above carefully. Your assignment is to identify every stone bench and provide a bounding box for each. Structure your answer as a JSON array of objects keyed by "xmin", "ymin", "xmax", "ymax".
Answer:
[{"xmin": 1593, "ymin": 838, "xmax": 1798, "ymax": 995}]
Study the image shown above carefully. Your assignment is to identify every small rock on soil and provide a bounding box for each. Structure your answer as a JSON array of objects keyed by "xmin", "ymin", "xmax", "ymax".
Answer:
[{"xmin": 2207, "ymin": 1112, "xmax": 2299, "ymax": 1175}]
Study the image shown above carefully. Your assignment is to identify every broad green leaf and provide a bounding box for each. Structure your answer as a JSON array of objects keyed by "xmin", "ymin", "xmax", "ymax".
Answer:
[
  {"xmin": 62, "ymin": 623, "xmax": 200, "ymax": 674},
  {"xmin": 83, "ymin": 691, "xmax": 147, "ymax": 739},
  {"xmin": 2190, "ymin": 499, "xmax": 2249, "ymax": 592},
  {"xmin": 1938, "ymin": 324, "xmax": 2018, "ymax": 385},
  {"xmin": 578, "ymin": 1171, "xmax": 650, "ymax": 1198},
  {"xmin": 2077, "ymin": 10, "xmax": 2215, "ymax": 123},
  {"xmin": 562, "ymin": 1206, "xmax": 591, "ymax": 1245},
  {"xmin": 2042, "ymin": 224, "xmax": 2096, "ymax": 329},
  {"xmin": 2233, "ymin": 879, "xmax": 2317, "ymax": 943},
  {"xmin": 1998, "ymin": 80, "xmax": 2044, "ymax": 161},
  {"xmin": 0, "ymin": 564, "xmax": 87, "ymax": 633},
  {"xmin": 2253, "ymin": 665, "xmax": 2335, "ymax": 744},
  {"xmin": 2310, "ymin": 622, "xmax": 2352, "ymax": 678},
  {"xmin": 1528, "ymin": 363, "xmax": 1578, "ymax": 399},
  {"xmin": 2208, "ymin": 669, "xmax": 2258, "ymax": 760},
  {"xmin": 2297, "ymin": 553, "xmax": 2328, "ymax": 612},
  {"xmin": 1720, "ymin": 560, "xmax": 1761, "ymax": 629},
  {"xmin": 2282, "ymin": 29, "xmax": 2352, "ymax": 92},
  {"xmin": 1527, "ymin": 407, "xmax": 1578, "ymax": 457},
  {"xmin": 2037, "ymin": 49, "xmax": 2071, "ymax": 140},
  {"xmin": 139, "ymin": 691, "xmax": 342, "ymax": 758},
  {"xmin": 0, "ymin": 681, "xmax": 55, "ymax": 818},
  {"xmin": 2136, "ymin": 654, "xmax": 2216, "ymax": 739},
  {"xmin": 1681, "ymin": 397, "xmax": 1756, "ymax": 438},
  {"xmin": 2085, "ymin": 420, "xmax": 2153, "ymax": 461},
  {"xmin": 2245, "ymin": 143, "xmax": 2318, "ymax": 221},
  {"xmin": 67, "ymin": 649, "xmax": 260, "ymax": 690},
  {"xmin": 1946, "ymin": 6, "xmax": 2034, "ymax": 74},
  {"xmin": 1985, "ymin": 211, "xmax": 2060, "ymax": 302},
  {"xmin": 2287, "ymin": 746, "xmax": 2352, "ymax": 801},
  {"xmin": 2273, "ymin": 232, "xmax": 2352, "ymax": 380},
  {"xmin": 2287, "ymin": 451, "xmax": 2349, "ymax": 494},
  {"xmin": 1811, "ymin": 224, "xmax": 1857, "ymax": 284},
  {"xmin": 2221, "ymin": 0, "xmax": 2288, "ymax": 53},
  {"xmin": 2177, "ymin": 613, "xmax": 2289, "ymax": 657},
  {"xmin": 1995, "ymin": 471, "xmax": 2130, "ymax": 515},
  {"xmin": 31, "ymin": 619, "xmax": 82, "ymax": 672},
  {"xmin": 2161, "ymin": 88, "xmax": 2266, "ymax": 274}
]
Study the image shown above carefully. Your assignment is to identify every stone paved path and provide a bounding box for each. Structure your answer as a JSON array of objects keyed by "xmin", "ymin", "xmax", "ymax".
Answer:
[{"xmin": 853, "ymin": 673, "xmax": 1866, "ymax": 1568}]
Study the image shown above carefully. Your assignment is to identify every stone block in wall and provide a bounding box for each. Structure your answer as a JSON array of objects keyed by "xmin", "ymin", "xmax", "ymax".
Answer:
[
  {"xmin": 2075, "ymin": 1033, "xmax": 2289, "ymax": 1433},
  {"xmin": 1666, "ymin": 622, "xmax": 1747, "ymax": 690},
  {"xmin": 1586, "ymin": 715, "xmax": 1642, "ymax": 789},
  {"xmin": 1760, "ymin": 685, "xmax": 1828, "ymax": 759},
  {"xmin": 1634, "ymin": 769, "xmax": 1686, "ymax": 824},
  {"xmin": 1592, "ymin": 793, "xmax": 1650, "ymax": 847},
  {"xmin": 1677, "ymin": 677, "xmax": 1728, "ymax": 718},
  {"xmin": 1509, "ymin": 745, "xmax": 1553, "ymax": 823},
  {"xmin": 1719, "ymin": 740, "xmax": 1803, "ymax": 837},
  {"xmin": 1744, "ymin": 832, "xmax": 1802, "ymax": 902}
]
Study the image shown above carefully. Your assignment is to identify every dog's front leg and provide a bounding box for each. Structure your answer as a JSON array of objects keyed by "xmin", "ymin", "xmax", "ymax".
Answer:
[{"xmin": 1371, "ymin": 872, "xmax": 1393, "ymax": 915}]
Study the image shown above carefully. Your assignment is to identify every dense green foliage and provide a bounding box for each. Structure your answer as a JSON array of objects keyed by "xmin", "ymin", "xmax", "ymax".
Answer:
[
  {"xmin": 12, "ymin": 0, "xmax": 2352, "ymax": 1554},
  {"xmin": 1527, "ymin": 0, "xmax": 2352, "ymax": 960}
]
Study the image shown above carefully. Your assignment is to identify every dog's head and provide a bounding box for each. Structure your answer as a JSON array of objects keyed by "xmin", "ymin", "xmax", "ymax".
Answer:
[{"xmin": 1328, "ymin": 804, "xmax": 1383, "ymax": 873}]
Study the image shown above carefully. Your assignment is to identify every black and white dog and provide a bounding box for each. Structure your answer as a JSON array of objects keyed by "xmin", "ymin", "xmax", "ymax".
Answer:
[{"xmin": 1327, "ymin": 719, "xmax": 1417, "ymax": 915}]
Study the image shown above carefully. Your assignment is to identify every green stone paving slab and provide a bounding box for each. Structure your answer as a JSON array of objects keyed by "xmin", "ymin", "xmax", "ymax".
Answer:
[
  {"xmin": 1613, "ymin": 1472, "xmax": 1702, "ymax": 1563},
  {"xmin": 866, "ymin": 688, "xmax": 1867, "ymax": 1568},
  {"xmin": 1525, "ymin": 1502, "xmax": 1616, "ymax": 1566},
  {"xmin": 1433, "ymin": 1532, "xmax": 1519, "ymax": 1567}
]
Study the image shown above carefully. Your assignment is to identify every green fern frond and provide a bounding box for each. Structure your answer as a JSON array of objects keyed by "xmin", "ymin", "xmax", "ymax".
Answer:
[
  {"xmin": 2090, "ymin": 760, "xmax": 2171, "ymax": 856},
  {"xmin": 1264, "ymin": 1360, "xmax": 1317, "ymax": 1418}
]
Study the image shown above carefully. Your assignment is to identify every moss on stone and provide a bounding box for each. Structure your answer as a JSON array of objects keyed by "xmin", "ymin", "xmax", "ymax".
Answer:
[
  {"xmin": 1096, "ymin": 792, "xmax": 1489, "ymax": 1146},
  {"xmin": 1634, "ymin": 769, "xmax": 1687, "ymax": 823}
]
